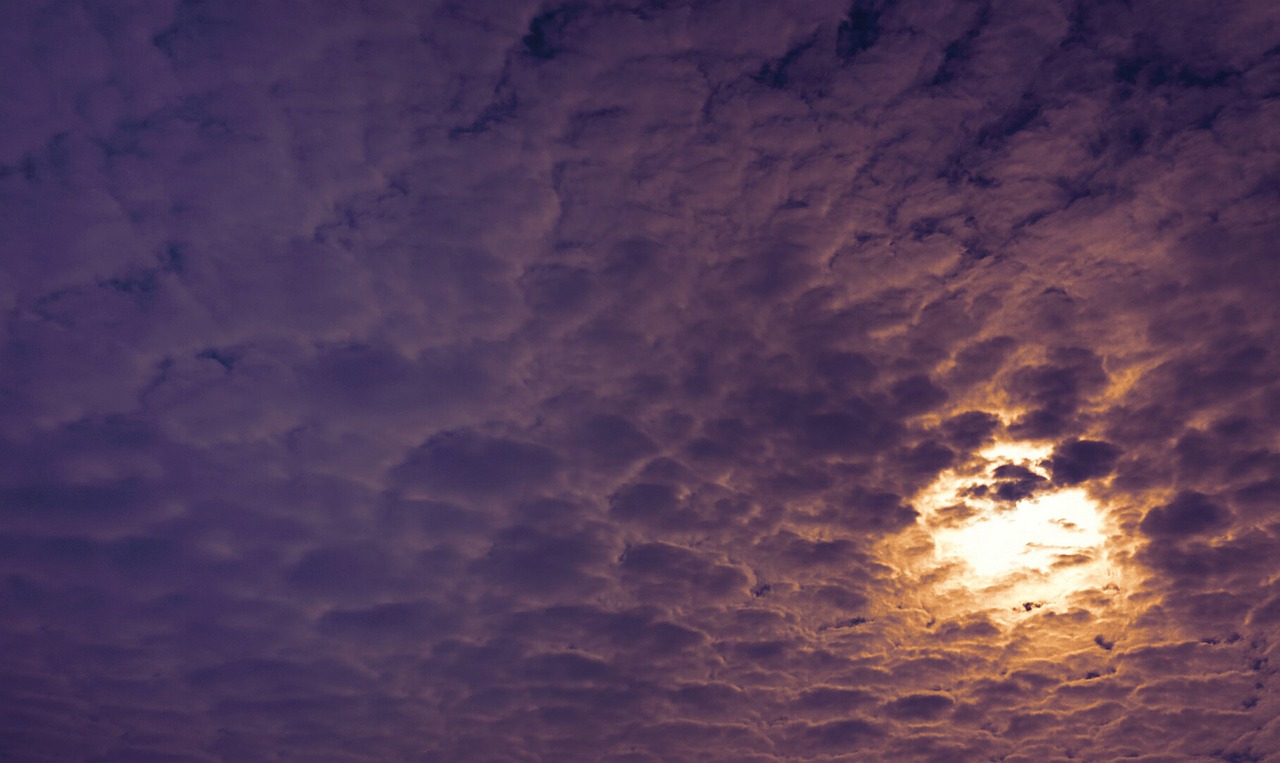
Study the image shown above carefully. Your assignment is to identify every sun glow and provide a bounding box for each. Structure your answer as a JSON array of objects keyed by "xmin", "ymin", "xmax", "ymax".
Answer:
[
  {"xmin": 932, "ymin": 487, "xmax": 1105, "ymax": 580},
  {"xmin": 898, "ymin": 441, "xmax": 1121, "ymax": 620}
]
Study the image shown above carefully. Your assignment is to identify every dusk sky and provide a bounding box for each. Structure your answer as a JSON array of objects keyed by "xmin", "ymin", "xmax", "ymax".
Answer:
[{"xmin": 3, "ymin": 1, "xmax": 1280, "ymax": 761}]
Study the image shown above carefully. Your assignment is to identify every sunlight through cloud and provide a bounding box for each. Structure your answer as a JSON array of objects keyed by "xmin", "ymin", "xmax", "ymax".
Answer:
[{"xmin": 895, "ymin": 441, "xmax": 1123, "ymax": 623}]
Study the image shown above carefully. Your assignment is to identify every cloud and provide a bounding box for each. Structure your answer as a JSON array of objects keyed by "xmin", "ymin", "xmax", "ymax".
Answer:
[
  {"xmin": 4, "ymin": 0, "xmax": 1280, "ymax": 761},
  {"xmin": 1140, "ymin": 491, "xmax": 1230, "ymax": 538},
  {"xmin": 884, "ymin": 691, "xmax": 955, "ymax": 721},
  {"xmin": 1048, "ymin": 438, "xmax": 1122, "ymax": 485},
  {"xmin": 392, "ymin": 430, "xmax": 562, "ymax": 498}
]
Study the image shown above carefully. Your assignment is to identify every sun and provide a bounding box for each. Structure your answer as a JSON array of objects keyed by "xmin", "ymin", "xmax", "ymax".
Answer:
[{"xmin": 893, "ymin": 440, "xmax": 1122, "ymax": 621}]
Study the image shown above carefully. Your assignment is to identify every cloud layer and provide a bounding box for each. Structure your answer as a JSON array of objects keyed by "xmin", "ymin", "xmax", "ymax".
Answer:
[{"xmin": 3, "ymin": 0, "xmax": 1280, "ymax": 760}]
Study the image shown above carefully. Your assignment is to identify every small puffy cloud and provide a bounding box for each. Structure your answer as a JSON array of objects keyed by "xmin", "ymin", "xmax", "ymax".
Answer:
[
  {"xmin": 1048, "ymin": 438, "xmax": 1122, "ymax": 485},
  {"xmin": 1140, "ymin": 491, "xmax": 1230, "ymax": 538},
  {"xmin": 391, "ymin": 430, "xmax": 561, "ymax": 498},
  {"xmin": 884, "ymin": 692, "xmax": 956, "ymax": 721}
]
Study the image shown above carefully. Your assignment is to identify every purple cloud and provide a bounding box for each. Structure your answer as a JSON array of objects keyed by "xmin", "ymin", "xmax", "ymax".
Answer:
[{"xmin": 3, "ymin": 0, "xmax": 1280, "ymax": 761}]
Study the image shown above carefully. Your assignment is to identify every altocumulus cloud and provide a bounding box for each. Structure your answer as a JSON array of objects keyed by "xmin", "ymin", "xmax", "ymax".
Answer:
[{"xmin": 2, "ymin": 0, "xmax": 1280, "ymax": 761}]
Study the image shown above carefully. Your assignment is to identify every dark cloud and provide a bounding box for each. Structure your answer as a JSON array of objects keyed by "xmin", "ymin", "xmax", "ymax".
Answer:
[
  {"xmin": 790, "ymin": 717, "xmax": 885, "ymax": 752},
  {"xmin": 1140, "ymin": 491, "xmax": 1230, "ymax": 538},
  {"xmin": 984, "ymin": 463, "xmax": 1049, "ymax": 502},
  {"xmin": 565, "ymin": 412, "xmax": 659, "ymax": 469},
  {"xmin": 1003, "ymin": 348, "xmax": 1108, "ymax": 439},
  {"xmin": 286, "ymin": 542, "xmax": 402, "ymax": 597},
  {"xmin": 796, "ymin": 400, "xmax": 903, "ymax": 455},
  {"xmin": 1047, "ymin": 438, "xmax": 1122, "ymax": 485},
  {"xmin": 609, "ymin": 482, "xmax": 683, "ymax": 526},
  {"xmin": 947, "ymin": 336, "xmax": 1017, "ymax": 388},
  {"xmin": 939, "ymin": 410, "xmax": 1000, "ymax": 451},
  {"xmin": 899, "ymin": 439, "xmax": 957, "ymax": 475},
  {"xmin": 619, "ymin": 541, "xmax": 749, "ymax": 602},
  {"xmin": 523, "ymin": 5, "xmax": 581, "ymax": 61},
  {"xmin": 884, "ymin": 692, "xmax": 955, "ymax": 721},
  {"xmin": 796, "ymin": 684, "xmax": 876, "ymax": 712},
  {"xmin": 4, "ymin": 0, "xmax": 1280, "ymax": 760},
  {"xmin": 475, "ymin": 524, "xmax": 607, "ymax": 596},
  {"xmin": 836, "ymin": 1, "xmax": 884, "ymax": 61},
  {"xmin": 392, "ymin": 430, "xmax": 562, "ymax": 497},
  {"xmin": 891, "ymin": 374, "xmax": 950, "ymax": 416}
]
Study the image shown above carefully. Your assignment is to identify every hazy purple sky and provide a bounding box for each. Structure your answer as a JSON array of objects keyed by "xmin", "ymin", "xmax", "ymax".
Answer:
[{"xmin": 3, "ymin": 1, "xmax": 1280, "ymax": 761}]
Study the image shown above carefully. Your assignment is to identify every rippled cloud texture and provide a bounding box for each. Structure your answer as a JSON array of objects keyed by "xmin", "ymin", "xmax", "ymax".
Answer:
[{"xmin": 3, "ymin": 0, "xmax": 1280, "ymax": 761}]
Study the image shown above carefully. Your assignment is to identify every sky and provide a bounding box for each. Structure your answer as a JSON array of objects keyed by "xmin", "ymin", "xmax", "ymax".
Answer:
[{"xmin": 2, "ymin": 0, "xmax": 1280, "ymax": 761}]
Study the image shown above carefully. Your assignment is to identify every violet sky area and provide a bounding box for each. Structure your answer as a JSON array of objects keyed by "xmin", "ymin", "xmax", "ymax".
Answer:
[{"xmin": 3, "ymin": 1, "xmax": 1280, "ymax": 761}]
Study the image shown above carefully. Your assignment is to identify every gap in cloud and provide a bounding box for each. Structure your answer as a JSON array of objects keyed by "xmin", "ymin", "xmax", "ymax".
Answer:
[{"xmin": 884, "ymin": 436, "xmax": 1135, "ymax": 629}]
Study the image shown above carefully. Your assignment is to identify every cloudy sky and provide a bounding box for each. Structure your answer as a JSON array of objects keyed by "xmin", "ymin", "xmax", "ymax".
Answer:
[{"xmin": 3, "ymin": 0, "xmax": 1280, "ymax": 760}]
